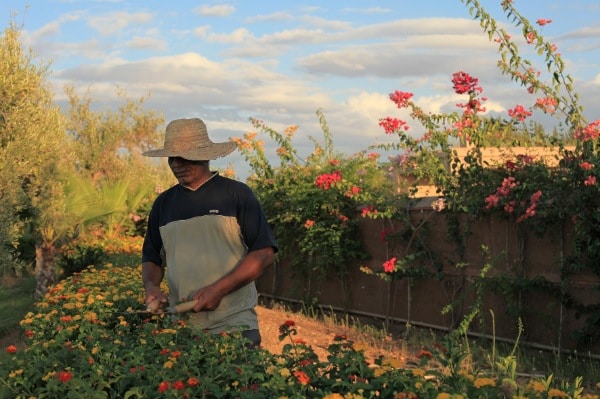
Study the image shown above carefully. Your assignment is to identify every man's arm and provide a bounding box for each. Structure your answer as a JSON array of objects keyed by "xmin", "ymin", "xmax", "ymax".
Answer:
[
  {"xmin": 191, "ymin": 246, "xmax": 275, "ymax": 312},
  {"xmin": 142, "ymin": 261, "xmax": 168, "ymax": 307}
]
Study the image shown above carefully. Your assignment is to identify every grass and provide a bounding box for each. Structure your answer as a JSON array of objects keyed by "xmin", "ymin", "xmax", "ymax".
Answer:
[{"xmin": 0, "ymin": 274, "xmax": 36, "ymax": 338}]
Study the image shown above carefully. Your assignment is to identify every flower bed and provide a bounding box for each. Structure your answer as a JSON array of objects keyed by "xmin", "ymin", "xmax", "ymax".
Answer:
[{"xmin": 1, "ymin": 263, "xmax": 595, "ymax": 398}]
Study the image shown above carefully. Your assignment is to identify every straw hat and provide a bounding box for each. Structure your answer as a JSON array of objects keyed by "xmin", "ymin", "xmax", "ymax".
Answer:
[{"xmin": 142, "ymin": 118, "xmax": 237, "ymax": 160}]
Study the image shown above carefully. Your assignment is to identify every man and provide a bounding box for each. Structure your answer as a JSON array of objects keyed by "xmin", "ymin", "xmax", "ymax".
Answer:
[{"xmin": 141, "ymin": 118, "xmax": 277, "ymax": 347}]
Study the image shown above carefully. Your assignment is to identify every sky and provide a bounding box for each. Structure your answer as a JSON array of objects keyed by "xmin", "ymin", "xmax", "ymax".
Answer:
[{"xmin": 2, "ymin": 1, "xmax": 600, "ymax": 178}]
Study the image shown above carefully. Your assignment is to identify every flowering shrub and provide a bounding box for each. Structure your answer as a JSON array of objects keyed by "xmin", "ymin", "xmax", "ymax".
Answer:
[
  {"xmin": 361, "ymin": 0, "xmax": 600, "ymax": 349},
  {"xmin": 57, "ymin": 231, "xmax": 143, "ymax": 277},
  {"xmin": 1, "ymin": 263, "xmax": 596, "ymax": 398},
  {"xmin": 232, "ymin": 114, "xmax": 408, "ymax": 298}
]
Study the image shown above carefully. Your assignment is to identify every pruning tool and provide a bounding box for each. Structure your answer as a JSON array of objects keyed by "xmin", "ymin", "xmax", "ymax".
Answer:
[{"xmin": 112, "ymin": 299, "xmax": 198, "ymax": 316}]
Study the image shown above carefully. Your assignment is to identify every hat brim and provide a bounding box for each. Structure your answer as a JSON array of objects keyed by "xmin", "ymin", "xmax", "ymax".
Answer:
[{"xmin": 142, "ymin": 142, "xmax": 237, "ymax": 160}]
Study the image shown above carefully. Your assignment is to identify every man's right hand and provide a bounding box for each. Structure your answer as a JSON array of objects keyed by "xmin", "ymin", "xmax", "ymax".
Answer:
[
  {"xmin": 142, "ymin": 261, "xmax": 168, "ymax": 312},
  {"xmin": 144, "ymin": 288, "xmax": 168, "ymax": 312}
]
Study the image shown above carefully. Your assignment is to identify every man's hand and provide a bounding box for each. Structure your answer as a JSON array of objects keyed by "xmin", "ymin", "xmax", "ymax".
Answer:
[
  {"xmin": 191, "ymin": 284, "xmax": 224, "ymax": 312},
  {"xmin": 144, "ymin": 286, "xmax": 168, "ymax": 312},
  {"xmin": 142, "ymin": 261, "xmax": 168, "ymax": 312}
]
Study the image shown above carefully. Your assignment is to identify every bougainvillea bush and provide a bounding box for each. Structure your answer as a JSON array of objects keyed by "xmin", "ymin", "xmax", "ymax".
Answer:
[{"xmin": 1, "ymin": 262, "xmax": 596, "ymax": 398}]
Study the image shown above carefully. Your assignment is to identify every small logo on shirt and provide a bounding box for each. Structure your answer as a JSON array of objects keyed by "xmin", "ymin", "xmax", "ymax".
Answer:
[{"xmin": 209, "ymin": 209, "xmax": 220, "ymax": 214}]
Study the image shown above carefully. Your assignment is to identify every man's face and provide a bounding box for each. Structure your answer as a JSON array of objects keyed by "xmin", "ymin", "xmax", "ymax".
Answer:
[{"xmin": 167, "ymin": 157, "xmax": 207, "ymax": 188}]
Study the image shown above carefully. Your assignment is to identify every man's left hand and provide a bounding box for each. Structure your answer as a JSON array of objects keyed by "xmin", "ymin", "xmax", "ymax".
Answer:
[{"xmin": 191, "ymin": 284, "xmax": 224, "ymax": 312}]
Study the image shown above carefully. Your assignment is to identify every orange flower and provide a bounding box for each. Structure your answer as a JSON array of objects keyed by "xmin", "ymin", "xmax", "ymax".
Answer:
[
  {"xmin": 5, "ymin": 345, "xmax": 17, "ymax": 354},
  {"xmin": 186, "ymin": 377, "xmax": 200, "ymax": 387},
  {"xmin": 293, "ymin": 370, "xmax": 310, "ymax": 385},
  {"xmin": 304, "ymin": 219, "xmax": 315, "ymax": 229}
]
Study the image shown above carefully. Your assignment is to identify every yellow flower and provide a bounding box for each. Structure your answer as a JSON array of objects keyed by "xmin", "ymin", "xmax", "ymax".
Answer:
[
  {"xmin": 473, "ymin": 377, "xmax": 496, "ymax": 388},
  {"xmin": 352, "ymin": 342, "xmax": 368, "ymax": 352},
  {"xmin": 458, "ymin": 370, "xmax": 474, "ymax": 381},
  {"xmin": 436, "ymin": 393, "xmax": 450, "ymax": 399},
  {"xmin": 527, "ymin": 380, "xmax": 546, "ymax": 393},
  {"xmin": 84, "ymin": 312, "xmax": 97, "ymax": 321},
  {"xmin": 9, "ymin": 369, "xmax": 23, "ymax": 378},
  {"xmin": 163, "ymin": 360, "xmax": 174, "ymax": 369},
  {"xmin": 381, "ymin": 357, "xmax": 403, "ymax": 368},
  {"xmin": 412, "ymin": 368, "xmax": 426, "ymax": 377},
  {"xmin": 547, "ymin": 388, "xmax": 568, "ymax": 398},
  {"xmin": 279, "ymin": 368, "xmax": 291, "ymax": 377},
  {"xmin": 322, "ymin": 394, "xmax": 343, "ymax": 399}
]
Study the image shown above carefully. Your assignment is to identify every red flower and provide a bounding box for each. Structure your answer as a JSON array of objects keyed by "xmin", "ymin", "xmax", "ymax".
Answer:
[
  {"xmin": 5, "ymin": 345, "xmax": 17, "ymax": 354},
  {"xmin": 417, "ymin": 349, "xmax": 433, "ymax": 359},
  {"xmin": 57, "ymin": 370, "xmax": 74, "ymax": 383},
  {"xmin": 283, "ymin": 319, "xmax": 295, "ymax": 327},
  {"xmin": 158, "ymin": 381, "xmax": 170, "ymax": 393},
  {"xmin": 172, "ymin": 380, "xmax": 186, "ymax": 390},
  {"xmin": 24, "ymin": 330, "xmax": 34, "ymax": 338}
]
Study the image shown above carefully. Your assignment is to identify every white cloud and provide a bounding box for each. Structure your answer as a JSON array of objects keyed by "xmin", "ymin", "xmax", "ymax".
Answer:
[
  {"xmin": 204, "ymin": 28, "xmax": 253, "ymax": 44},
  {"xmin": 194, "ymin": 4, "xmax": 235, "ymax": 17},
  {"xmin": 88, "ymin": 11, "xmax": 153, "ymax": 35},
  {"xmin": 126, "ymin": 36, "xmax": 167, "ymax": 51}
]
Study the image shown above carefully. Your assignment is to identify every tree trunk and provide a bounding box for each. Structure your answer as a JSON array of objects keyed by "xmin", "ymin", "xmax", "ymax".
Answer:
[{"xmin": 34, "ymin": 243, "xmax": 56, "ymax": 299}]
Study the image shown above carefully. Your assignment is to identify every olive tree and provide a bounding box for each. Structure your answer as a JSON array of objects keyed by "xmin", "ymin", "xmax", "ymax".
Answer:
[{"xmin": 0, "ymin": 22, "xmax": 68, "ymax": 296}]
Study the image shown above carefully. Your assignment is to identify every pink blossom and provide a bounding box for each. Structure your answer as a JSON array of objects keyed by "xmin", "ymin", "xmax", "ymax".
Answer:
[
  {"xmin": 574, "ymin": 120, "xmax": 600, "ymax": 142},
  {"xmin": 451, "ymin": 71, "xmax": 482, "ymax": 94},
  {"xmin": 508, "ymin": 105, "xmax": 532, "ymax": 122},
  {"xmin": 383, "ymin": 257, "xmax": 397, "ymax": 273},
  {"xmin": 485, "ymin": 194, "xmax": 500, "ymax": 209},
  {"xmin": 580, "ymin": 161, "xmax": 594, "ymax": 171},
  {"xmin": 379, "ymin": 117, "xmax": 409, "ymax": 134},
  {"xmin": 584, "ymin": 175, "xmax": 597, "ymax": 186},
  {"xmin": 534, "ymin": 97, "xmax": 558, "ymax": 114},
  {"xmin": 315, "ymin": 171, "xmax": 342, "ymax": 190},
  {"xmin": 389, "ymin": 91, "xmax": 413, "ymax": 108},
  {"xmin": 536, "ymin": 18, "xmax": 552, "ymax": 26}
]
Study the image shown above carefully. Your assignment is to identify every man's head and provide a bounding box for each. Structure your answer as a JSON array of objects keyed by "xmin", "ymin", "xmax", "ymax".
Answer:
[{"xmin": 142, "ymin": 118, "xmax": 237, "ymax": 161}]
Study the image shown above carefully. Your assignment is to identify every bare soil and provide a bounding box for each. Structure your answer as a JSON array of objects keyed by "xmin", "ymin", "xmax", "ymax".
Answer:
[{"xmin": 256, "ymin": 304, "xmax": 407, "ymax": 363}]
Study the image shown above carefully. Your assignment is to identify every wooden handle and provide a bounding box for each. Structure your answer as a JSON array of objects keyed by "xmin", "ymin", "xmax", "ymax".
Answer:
[
  {"xmin": 170, "ymin": 300, "xmax": 198, "ymax": 314},
  {"xmin": 146, "ymin": 298, "xmax": 162, "ymax": 312}
]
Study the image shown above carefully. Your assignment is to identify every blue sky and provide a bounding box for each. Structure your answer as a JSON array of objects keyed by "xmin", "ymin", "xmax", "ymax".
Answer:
[{"xmin": 3, "ymin": 1, "xmax": 600, "ymax": 176}]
